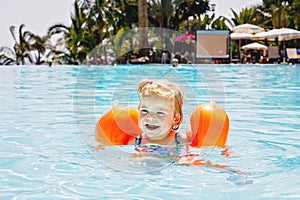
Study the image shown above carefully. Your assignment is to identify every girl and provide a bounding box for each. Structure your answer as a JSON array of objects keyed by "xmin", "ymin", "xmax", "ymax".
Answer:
[{"xmin": 132, "ymin": 79, "xmax": 188, "ymax": 146}]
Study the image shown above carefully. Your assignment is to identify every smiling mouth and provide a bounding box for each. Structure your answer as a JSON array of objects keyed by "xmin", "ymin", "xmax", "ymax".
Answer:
[{"xmin": 145, "ymin": 124, "xmax": 159, "ymax": 131}]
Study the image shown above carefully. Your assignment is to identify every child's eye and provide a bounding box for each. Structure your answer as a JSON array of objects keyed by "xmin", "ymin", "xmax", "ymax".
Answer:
[
  {"xmin": 140, "ymin": 109, "xmax": 148, "ymax": 114},
  {"xmin": 157, "ymin": 111, "xmax": 166, "ymax": 116}
]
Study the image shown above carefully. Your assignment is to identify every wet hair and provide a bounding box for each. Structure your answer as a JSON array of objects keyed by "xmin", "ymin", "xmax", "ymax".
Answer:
[{"xmin": 137, "ymin": 79, "xmax": 184, "ymax": 130}]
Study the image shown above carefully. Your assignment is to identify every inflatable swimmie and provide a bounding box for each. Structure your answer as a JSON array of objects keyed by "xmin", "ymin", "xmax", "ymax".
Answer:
[
  {"xmin": 95, "ymin": 105, "xmax": 141, "ymax": 145},
  {"xmin": 186, "ymin": 99, "xmax": 229, "ymax": 147}
]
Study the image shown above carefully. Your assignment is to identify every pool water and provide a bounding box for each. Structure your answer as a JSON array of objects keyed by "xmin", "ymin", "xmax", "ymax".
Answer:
[{"xmin": 0, "ymin": 64, "xmax": 299, "ymax": 199}]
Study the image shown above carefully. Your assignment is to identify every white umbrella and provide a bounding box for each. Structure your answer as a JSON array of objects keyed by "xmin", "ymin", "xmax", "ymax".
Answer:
[
  {"xmin": 252, "ymin": 31, "xmax": 272, "ymax": 40},
  {"xmin": 230, "ymin": 32, "xmax": 254, "ymax": 40},
  {"xmin": 242, "ymin": 42, "xmax": 268, "ymax": 50},
  {"xmin": 232, "ymin": 23, "xmax": 264, "ymax": 34},
  {"xmin": 254, "ymin": 27, "xmax": 300, "ymax": 41}
]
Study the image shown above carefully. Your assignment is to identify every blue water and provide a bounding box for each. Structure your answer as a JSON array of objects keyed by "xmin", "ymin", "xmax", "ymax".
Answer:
[{"xmin": 0, "ymin": 64, "xmax": 299, "ymax": 199}]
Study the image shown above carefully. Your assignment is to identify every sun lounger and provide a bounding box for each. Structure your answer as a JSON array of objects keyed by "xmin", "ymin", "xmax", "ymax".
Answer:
[
  {"xmin": 267, "ymin": 46, "xmax": 279, "ymax": 64},
  {"xmin": 286, "ymin": 48, "xmax": 299, "ymax": 64}
]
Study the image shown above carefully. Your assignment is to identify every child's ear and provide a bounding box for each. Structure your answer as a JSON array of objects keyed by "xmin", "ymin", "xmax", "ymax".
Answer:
[
  {"xmin": 173, "ymin": 113, "xmax": 180, "ymax": 123},
  {"xmin": 172, "ymin": 113, "xmax": 181, "ymax": 130}
]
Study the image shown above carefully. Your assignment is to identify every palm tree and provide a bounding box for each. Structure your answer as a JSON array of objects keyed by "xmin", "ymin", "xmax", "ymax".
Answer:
[
  {"xmin": 48, "ymin": 0, "xmax": 96, "ymax": 64},
  {"xmin": 0, "ymin": 47, "xmax": 15, "ymax": 65},
  {"xmin": 89, "ymin": 0, "xmax": 108, "ymax": 43},
  {"xmin": 87, "ymin": 0, "xmax": 140, "ymax": 62},
  {"xmin": 188, "ymin": 13, "xmax": 211, "ymax": 31},
  {"xmin": 176, "ymin": 0, "xmax": 210, "ymax": 32},
  {"xmin": 230, "ymin": 7, "xmax": 258, "ymax": 27},
  {"xmin": 253, "ymin": 0, "xmax": 300, "ymax": 29},
  {"xmin": 211, "ymin": 16, "xmax": 230, "ymax": 30},
  {"xmin": 115, "ymin": 0, "xmax": 139, "ymax": 31},
  {"xmin": 265, "ymin": 0, "xmax": 290, "ymax": 28},
  {"xmin": 0, "ymin": 24, "xmax": 33, "ymax": 65},
  {"xmin": 294, "ymin": 0, "xmax": 300, "ymax": 29},
  {"xmin": 29, "ymin": 34, "xmax": 51, "ymax": 65}
]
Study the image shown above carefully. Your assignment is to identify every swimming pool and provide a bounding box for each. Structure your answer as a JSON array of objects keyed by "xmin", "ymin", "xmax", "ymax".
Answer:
[{"xmin": 0, "ymin": 64, "xmax": 299, "ymax": 199}]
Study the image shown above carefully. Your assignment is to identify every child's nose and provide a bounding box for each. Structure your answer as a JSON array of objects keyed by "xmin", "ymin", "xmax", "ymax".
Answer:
[{"xmin": 145, "ymin": 113, "xmax": 156, "ymax": 122}]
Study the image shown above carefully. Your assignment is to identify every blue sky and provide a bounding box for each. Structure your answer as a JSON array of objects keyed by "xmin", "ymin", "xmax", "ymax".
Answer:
[{"xmin": 0, "ymin": 0, "xmax": 261, "ymax": 48}]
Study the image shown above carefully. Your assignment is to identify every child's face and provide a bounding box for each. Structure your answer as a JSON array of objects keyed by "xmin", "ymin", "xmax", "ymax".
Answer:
[{"xmin": 138, "ymin": 95, "xmax": 176, "ymax": 140}]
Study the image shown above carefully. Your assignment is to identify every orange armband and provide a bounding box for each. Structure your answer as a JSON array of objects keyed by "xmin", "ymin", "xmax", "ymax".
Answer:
[
  {"xmin": 95, "ymin": 105, "xmax": 142, "ymax": 145},
  {"xmin": 186, "ymin": 100, "xmax": 229, "ymax": 147}
]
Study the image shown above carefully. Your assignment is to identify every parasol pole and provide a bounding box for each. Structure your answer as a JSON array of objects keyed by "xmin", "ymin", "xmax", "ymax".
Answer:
[
  {"xmin": 239, "ymin": 39, "xmax": 241, "ymax": 61},
  {"xmin": 283, "ymin": 39, "xmax": 286, "ymax": 63}
]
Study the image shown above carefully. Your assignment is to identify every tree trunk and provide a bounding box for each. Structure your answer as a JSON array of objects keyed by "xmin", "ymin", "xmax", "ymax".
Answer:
[{"xmin": 138, "ymin": 0, "xmax": 149, "ymax": 56}]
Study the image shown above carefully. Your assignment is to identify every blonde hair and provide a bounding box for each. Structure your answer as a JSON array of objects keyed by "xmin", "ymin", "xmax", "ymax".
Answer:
[{"xmin": 137, "ymin": 79, "xmax": 184, "ymax": 130}]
